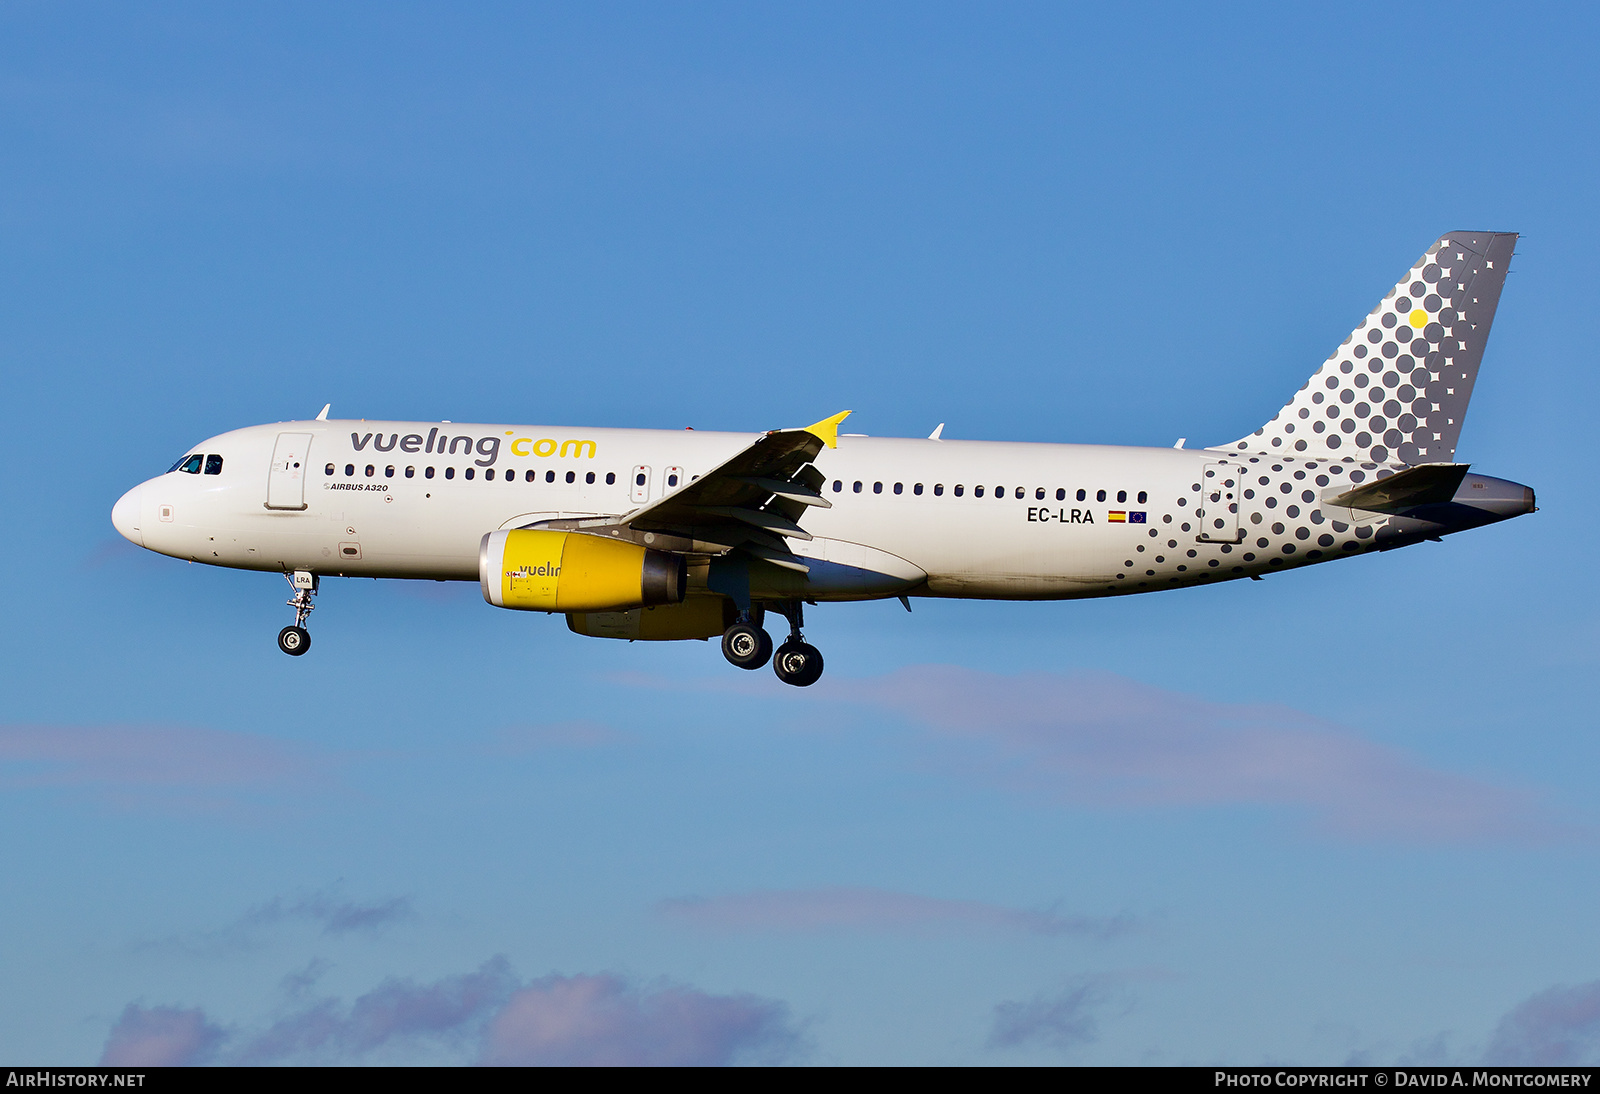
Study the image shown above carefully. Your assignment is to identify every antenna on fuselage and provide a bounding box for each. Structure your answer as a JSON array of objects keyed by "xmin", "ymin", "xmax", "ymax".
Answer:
[
  {"xmin": 928, "ymin": 423, "xmax": 944, "ymax": 440},
  {"xmin": 316, "ymin": 404, "xmax": 331, "ymax": 421}
]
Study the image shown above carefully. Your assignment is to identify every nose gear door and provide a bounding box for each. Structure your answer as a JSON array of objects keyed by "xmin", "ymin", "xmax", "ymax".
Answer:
[
  {"xmin": 1198, "ymin": 461, "xmax": 1243, "ymax": 543},
  {"xmin": 267, "ymin": 432, "xmax": 313, "ymax": 511}
]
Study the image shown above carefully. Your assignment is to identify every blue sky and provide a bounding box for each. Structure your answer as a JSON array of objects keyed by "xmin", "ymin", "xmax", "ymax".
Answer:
[{"xmin": 2, "ymin": 1, "xmax": 1598, "ymax": 1065}]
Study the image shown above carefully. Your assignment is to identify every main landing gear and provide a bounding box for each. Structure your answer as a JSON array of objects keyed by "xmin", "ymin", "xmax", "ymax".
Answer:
[
  {"xmin": 720, "ymin": 601, "xmax": 823, "ymax": 687},
  {"xmin": 278, "ymin": 571, "xmax": 318, "ymax": 657}
]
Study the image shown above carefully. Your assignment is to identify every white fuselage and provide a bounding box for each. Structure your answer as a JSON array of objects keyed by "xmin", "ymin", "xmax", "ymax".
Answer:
[{"xmin": 112, "ymin": 418, "xmax": 1457, "ymax": 603}]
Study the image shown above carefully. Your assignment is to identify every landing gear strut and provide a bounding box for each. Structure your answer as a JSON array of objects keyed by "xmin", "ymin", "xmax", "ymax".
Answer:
[
  {"xmin": 278, "ymin": 571, "xmax": 317, "ymax": 657},
  {"xmin": 770, "ymin": 601, "xmax": 823, "ymax": 687}
]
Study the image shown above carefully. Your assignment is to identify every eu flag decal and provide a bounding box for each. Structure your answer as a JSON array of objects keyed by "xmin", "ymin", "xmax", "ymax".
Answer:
[{"xmin": 1129, "ymin": 511, "xmax": 1146, "ymax": 523}]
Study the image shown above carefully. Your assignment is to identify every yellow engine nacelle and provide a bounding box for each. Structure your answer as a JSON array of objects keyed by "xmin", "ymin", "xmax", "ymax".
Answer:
[{"xmin": 479, "ymin": 529, "xmax": 686, "ymax": 612}]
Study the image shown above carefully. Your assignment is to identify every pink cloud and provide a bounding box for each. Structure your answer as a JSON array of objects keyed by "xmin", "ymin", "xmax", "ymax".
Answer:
[
  {"xmin": 831, "ymin": 666, "xmax": 1557, "ymax": 842},
  {"xmin": 99, "ymin": 1005, "xmax": 223, "ymax": 1066},
  {"xmin": 234, "ymin": 958, "xmax": 518, "ymax": 1063},
  {"xmin": 103, "ymin": 961, "xmax": 800, "ymax": 1066},
  {"xmin": 1485, "ymin": 981, "xmax": 1600, "ymax": 1065},
  {"xmin": 658, "ymin": 887, "xmax": 1132, "ymax": 938},
  {"xmin": 482, "ymin": 974, "xmax": 797, "ymax": 1066},
  {"xmin": 0, "ymin": 723, "xmax": 326, "ymax": 813}
]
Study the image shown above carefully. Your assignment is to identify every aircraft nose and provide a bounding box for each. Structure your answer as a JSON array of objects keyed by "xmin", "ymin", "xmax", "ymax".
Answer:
[{"xmin": 112, "ymin": 485, "xmax": 143, "ymax": 546}]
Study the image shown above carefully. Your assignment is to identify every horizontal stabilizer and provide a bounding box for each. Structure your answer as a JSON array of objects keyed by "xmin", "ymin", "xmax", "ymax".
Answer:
[{"xmin": 1322, "ymin": 463, "xmax": 1470, "ymax": 513}]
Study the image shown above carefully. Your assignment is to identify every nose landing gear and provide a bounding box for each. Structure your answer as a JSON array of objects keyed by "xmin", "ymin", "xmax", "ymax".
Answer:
[{"xmin": 278, "ymin": 571, "xmax": 317, "ymax": 657}]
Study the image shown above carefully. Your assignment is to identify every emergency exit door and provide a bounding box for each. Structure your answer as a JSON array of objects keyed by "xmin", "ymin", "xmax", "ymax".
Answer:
[{"xmin": 630, "ymin": 465, "xmax": 652, "ymax": 503}]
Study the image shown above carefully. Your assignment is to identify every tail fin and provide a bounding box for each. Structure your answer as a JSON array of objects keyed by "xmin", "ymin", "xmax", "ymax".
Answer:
[{"xmin": 1224, "ymin": 231, "xmax": 1517, "ymax": 464}]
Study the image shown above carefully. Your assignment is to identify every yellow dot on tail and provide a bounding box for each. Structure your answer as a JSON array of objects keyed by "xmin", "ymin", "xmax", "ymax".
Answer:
[{"xmin": 1409, "ymin": 309, "xmax": 1428, "ymax": 328}]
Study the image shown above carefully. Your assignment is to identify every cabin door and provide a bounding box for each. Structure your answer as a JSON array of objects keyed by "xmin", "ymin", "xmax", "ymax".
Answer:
[{"xmin": 266, "ymin": 432, "xmax": 313, "ymax": 511}]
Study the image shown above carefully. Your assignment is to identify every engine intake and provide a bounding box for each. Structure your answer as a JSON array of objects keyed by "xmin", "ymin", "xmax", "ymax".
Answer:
[{"xmin": 480, "ymin": 529, "xmax": 686, "ymax": 612}]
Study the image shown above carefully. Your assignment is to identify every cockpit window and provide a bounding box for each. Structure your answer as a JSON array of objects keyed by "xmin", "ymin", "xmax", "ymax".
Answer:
[
  {"xmin": 204, "ymin": 455, "xmax": 223, "ymax": 475},
  {"xmin": 174, "ymin": 455, "xmax": 203, "ymax": 475},
  {"xmin": 169, "ymin": 454, "xmax": 197, "ymax": 473}
]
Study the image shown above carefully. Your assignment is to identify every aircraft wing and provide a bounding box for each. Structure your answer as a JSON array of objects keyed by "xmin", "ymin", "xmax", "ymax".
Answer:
[{"xmin": 615, "ymin": 411, "xmax": 851, "ymax": 571}]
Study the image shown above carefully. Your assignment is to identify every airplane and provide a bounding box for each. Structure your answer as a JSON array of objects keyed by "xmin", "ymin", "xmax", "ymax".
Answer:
[{"xmin": 111, "ymin": 231, "xmax": 1534, "ymax": 686}]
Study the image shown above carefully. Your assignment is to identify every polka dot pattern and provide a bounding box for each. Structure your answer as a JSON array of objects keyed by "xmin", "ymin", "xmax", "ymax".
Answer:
[
  {"xmin": 1099, "ymin": 454, "xmax": 1392, "ymax": 595},
  {"xmin": 1227, "ymin": 232, "xmax": 1517, "ymax": 466}
]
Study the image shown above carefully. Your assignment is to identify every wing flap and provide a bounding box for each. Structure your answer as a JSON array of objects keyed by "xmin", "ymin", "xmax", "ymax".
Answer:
[{"xmin": 616, "ymin": 415, "xmax": 849, "ymax": 568}]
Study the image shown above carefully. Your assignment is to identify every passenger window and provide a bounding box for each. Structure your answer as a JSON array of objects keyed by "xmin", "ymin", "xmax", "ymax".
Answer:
[
  {"xmin": 668, "ymin": 473, "xmax": 679, "ymax": 487},
  {"xmin": 1137, "ymin": 491, "xmax": 1147, "ymax": 504},
  {"xmin": 385, "ymin": 466, "xmax": 395, "ymax": 478},
  {"xmin": 445, "ymin": 467, "xmax": 455, "ymax": 480},
  {"xmin": 548, "ymin": 471, "xmax": 557, "ymax": 483},
  {"xmin": 975, "ymin": 486, "xmax": 985, "ymax": 497},
  {"xmin": 204, "ymin": 455, "xmax": 223, "ymax": 475},
  {"xmin": 893, "ymin": 483, "xmax": 903, "ymax": 495},
  {"xmin": 833, "ymin": 480, "xmax": 843, "ymax": 492},
  {"xmin": 406, "ymin": 467, "xmax": 415, "ymax": 478},
  {"xmin": 526, "ymin": 470, "xmax": 536, "ymax": 482},
  {"xmin": 873, "ymin": 482, "xmax": 883, "ymax": 494},
  {"xmin": 179, "ymin": 455, "xmax": 203, "ymax": 474},
  {"xmin": 913, "ymin": 483, "xmax": 923, "ymax": 495},
  {"xmin": 933, "ymin": 484, "xmax": 943, "ymax": 496},
  {"xmin": 485, "ymin": 468, "xmax": 495, "ymax": 480},
  {"xmin": 1015, "ymin": 487, "xmax": 1025, "ymax": 499},
  {"xmin": 954, "ymin": 485, "xmax": 964, "ymax": 497},
  {"xmin": 1035, "ymin": 487, "xmax": 1044, "ymax": 500},
  {"xmin": 586, "ymin": 472, "xmax": 596, "ymax": 484},
  {"xmin": 1056, "ymin": 488, "xmax": 1065, "ymax": 501},
  {"xmin": 853, "ymin": 481, "xmax": 862, "ymax": 493},
  {"xmin": 566, "ymin": 471, "xmax": 576, "ymax": 484},
  {"xmin": 1096, "ymin": 489, "xmax": 1106, "ymax": 502},
  {"xmin": 464, "ymin": 468, "xmax": 474, "ymax": 480},
  {"xmin": 345, "ymin": 464, "xmax": 355, "ymax": 477},
  {"xmin": 605, "ymin": 472, "xmax": 616, "ymax": 485},
  {"xmin": 1117, "ymin": 490, "xmax": 1127, "ymax": 503},
  {"xmin": 363, "ymin": 465, "xmax": 373, "ymax": 477},
  {"xmin": 425, "ymin": 467, "xmax": 435, "ymax": 479},
  {"xmin": 1076, "ymin": 489, "xmax": 1086, "ymax": 501},
  {"xmin": 325, "ymin": 463, "xmax": 335, "ymax": 476},
  {"xmin": 636, "ymin": 473, "xmax": 646, "ymax": 486}
]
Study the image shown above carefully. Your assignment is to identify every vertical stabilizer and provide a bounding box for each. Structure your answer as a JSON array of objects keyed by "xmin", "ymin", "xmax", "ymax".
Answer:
[{"xmin": 1224, "ymin": 232, "xmax": 1517, "ymax": 464}]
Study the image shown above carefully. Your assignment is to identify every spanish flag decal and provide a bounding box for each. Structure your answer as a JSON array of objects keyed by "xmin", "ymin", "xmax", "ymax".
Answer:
[{"xmin": 1108, "ymin": 511, "xmax": 1126, "ymax": 523}]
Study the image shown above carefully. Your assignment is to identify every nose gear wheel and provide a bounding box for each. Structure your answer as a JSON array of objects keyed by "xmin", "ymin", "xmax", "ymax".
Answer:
[{"xmin": 279, "ymin": 571, "xmax": 318, "ymax": 657}]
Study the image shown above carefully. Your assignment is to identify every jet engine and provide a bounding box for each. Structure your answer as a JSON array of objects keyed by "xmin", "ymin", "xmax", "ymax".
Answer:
[{"xmin": 479, "ymin": 529, "xmax": 686, "ymax": 612}]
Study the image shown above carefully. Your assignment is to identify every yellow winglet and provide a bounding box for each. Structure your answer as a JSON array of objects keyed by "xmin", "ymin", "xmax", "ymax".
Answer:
[{"xmin": 803, "ymin": 410, "xmax": 852, "ymax": 449}]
